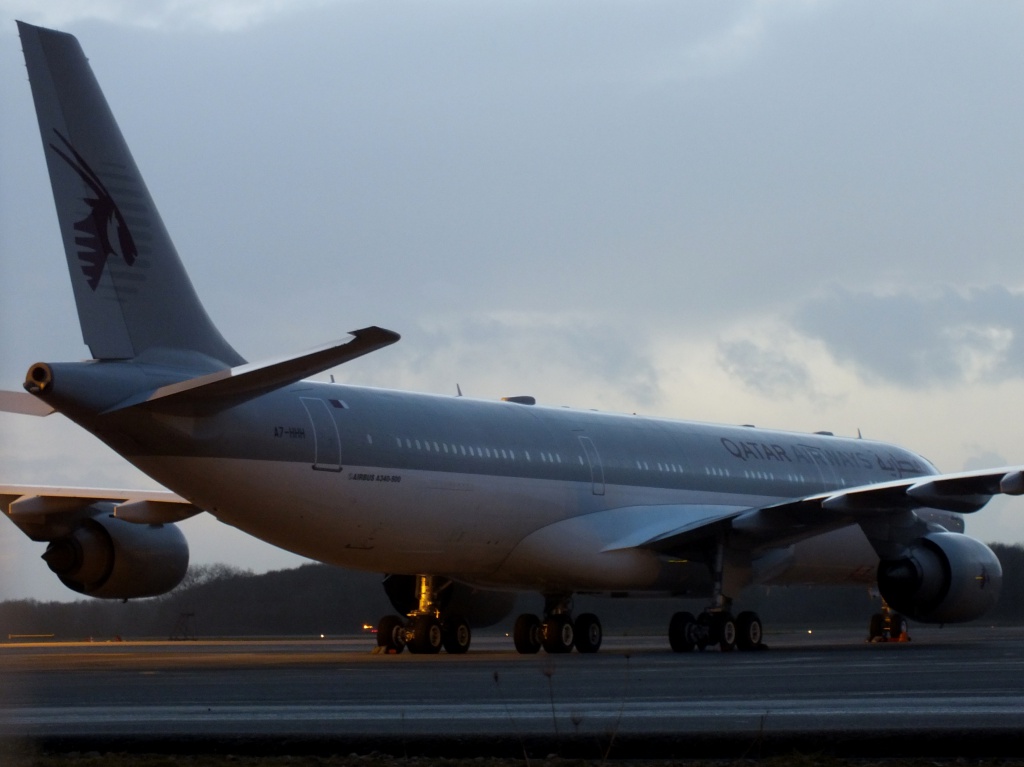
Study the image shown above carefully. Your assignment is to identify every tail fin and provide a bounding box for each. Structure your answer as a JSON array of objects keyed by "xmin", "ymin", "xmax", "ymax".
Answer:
[{"xmin": 18, "ymin": 22, "xmax": 244, "ymax": 367}]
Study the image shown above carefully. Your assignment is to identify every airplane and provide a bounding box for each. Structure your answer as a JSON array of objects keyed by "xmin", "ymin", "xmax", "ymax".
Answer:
[{"xmin": 2, "ymin": 20, "xmax": 1019, "ymax": 655}]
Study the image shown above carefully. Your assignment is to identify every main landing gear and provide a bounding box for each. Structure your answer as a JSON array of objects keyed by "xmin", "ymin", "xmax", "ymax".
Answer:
[
  {"xmin": 668, "ymin": 609, "xmax": 765, "ymax": 652},
  {"xmin": 508, "ymin": 536, "xmax": 770, "ymax": 655},
  {"xmin": 376, "ymin": 574, "xmax": 472, "ymax": 654},
  {"xmin": 508, "ymin": 599, "xmax": 765, "ymax": 654},
  {"xmin": 666, "ymin": 538, "xmax": 766, "ymax": 652},
  {"xmin": 512, "ymin": 595, "xmax": 603, "ymax": 654}
]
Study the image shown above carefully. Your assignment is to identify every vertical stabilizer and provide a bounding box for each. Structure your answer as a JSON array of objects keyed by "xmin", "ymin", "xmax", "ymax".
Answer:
[{"xmin": 18, "ymin": 22, "xmax": 244, "ymax": 367}]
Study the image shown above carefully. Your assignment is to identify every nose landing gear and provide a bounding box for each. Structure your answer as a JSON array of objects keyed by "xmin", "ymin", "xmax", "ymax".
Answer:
[{"xmin": 868, "ymin": 603, "xmax": 910, "ymax": 643}]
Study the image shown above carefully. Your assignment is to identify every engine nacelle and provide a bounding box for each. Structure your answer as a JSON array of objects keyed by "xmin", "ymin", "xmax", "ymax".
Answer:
[
  {"xmin": 877, "ymin": 532, "xmax": 1001, "ymax": 623},
  {"xmin": 42, "ymin": 516, "xmax": 189, "ymax": 599}
]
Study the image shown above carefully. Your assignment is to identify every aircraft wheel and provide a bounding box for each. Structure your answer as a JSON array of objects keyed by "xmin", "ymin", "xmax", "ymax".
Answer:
[
  {"xmin": 715, "ymin": 612, "xmax": 737, "ymax": 652},
  {"xmin": 696, "ymin": 612, "xmax": 713, "ymax": 651},
  {"xmin": 376, "ymin": 614, "xmax": 406, "ymax": 653},
  {"xmin": 513, "ymin": 613, "xmax": 542, "ymax": 654},
  {"xmin": 573, "ymin": 612, "xmax": 602, "ymax": 653},
  {"xmin": 736, "ymin": 611, "xmax": 763, "ymax": 651},
  {"xmin": 542, "ymin": 614, "xmax": 574, "ymax": 654},
  {"xmin": 868, "ymin": 612, "xmax": 885, "ymax": 641},
  {"xmin": 890, "ymin": 612, "xmax": 909, "ymax": 640},
  {"xmin": 668, "ymin": 611, "xmax": 697, "ymax": 652},
  {"xmin": 406, "ymin": 614, "xmax": 443, "ymax": 654},
  {"xmin": 442, "ymin": 615, "xmax": 472, "ymax": 654}
]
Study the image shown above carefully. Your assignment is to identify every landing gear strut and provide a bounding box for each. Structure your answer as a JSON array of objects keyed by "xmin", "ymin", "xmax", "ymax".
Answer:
[
  {"xmin": 669, "ymin": 539, "xmax": 765, "ymax": 653},
  {"xmin": 375, "ymin": 574, "xmax": 472, "ymax": 654}
]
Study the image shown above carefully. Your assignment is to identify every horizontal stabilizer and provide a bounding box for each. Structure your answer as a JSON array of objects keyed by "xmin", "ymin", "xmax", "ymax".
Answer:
[
  {"xmin": 106, "ymin": 326, "xmax": 400, "ymax": 413},
  {"xmin": 0, "ymin": 390, "xmax": 55, "ymax": 416}
]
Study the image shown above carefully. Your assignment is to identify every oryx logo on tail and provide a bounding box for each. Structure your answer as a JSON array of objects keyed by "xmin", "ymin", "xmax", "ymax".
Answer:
[{"xmin": 48, "ymin": 129, "xmax": 137, "ymax": 290}]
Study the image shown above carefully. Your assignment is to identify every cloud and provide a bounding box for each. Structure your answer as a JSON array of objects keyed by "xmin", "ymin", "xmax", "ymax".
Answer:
[
  {"xmin": 345, "ymin": 309, "xmax": 665, "ymax": 413},
  {"xmin": 0, "ymin": 0, "xmax": 337, "ymax": 31},
  {"xmin": 793, "ymin": 285, "xmax": 1024, "ymax": 387},
  {"xmin": 717, "ymin": 338, "xmax": 814, "ymax": 399},
  {"xmin": 962, "ymin": 448, "xmax": 1011, "ymax": 473},
  {"xmin": 636, "ymin": 0, "xmax": 829, "ymax": 84}
]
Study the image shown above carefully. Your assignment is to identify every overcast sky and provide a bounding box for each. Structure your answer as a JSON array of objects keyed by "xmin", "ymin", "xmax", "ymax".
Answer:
[{"xmin": 1, "ymin": 1, "xmax": 1023, "ymax": 602}]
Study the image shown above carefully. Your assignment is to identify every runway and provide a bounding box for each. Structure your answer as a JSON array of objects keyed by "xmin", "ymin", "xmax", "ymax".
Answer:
[{"xmin": 2, "ymin": 626, "xmax": 1024, "ymax": 758}]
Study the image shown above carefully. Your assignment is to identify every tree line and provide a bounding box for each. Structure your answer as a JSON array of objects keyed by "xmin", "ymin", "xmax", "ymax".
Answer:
[{"xmin": 3, "ymin": 544, "xmax": 1023, "ymax": 641}]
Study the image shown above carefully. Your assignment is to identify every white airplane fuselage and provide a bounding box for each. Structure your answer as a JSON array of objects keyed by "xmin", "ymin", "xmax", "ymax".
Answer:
[{"xmin": 100, "ymin": 377, "xmax": 939, "ymax": 596}]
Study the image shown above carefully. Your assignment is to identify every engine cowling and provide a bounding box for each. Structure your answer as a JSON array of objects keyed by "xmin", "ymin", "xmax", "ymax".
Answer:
[
  {"xmin": 877, "ymin": 532, "xmax": 1001, "ymax": 623},
  {"xmin": 42, "ymin": 516, "xmax": 189, "ymax": 599}
]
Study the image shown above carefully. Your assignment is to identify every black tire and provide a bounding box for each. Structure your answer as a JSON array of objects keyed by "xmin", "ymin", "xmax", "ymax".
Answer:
[
  {"xmin": 376, "ymin": 614, "xmax": 406, "ymax": 653},
  {"xmin": 715, "ymin": 612, "xmax": 737, "ymax": 652},
  {"xmin": 406, "ymin": 614, "xmax": 442, "ymax": 654},
  {"xmin": 442, "ymin": 615, "xmax": 472, "ymax": 654},
  {"xmin": 574, "ymin": 613, "xmax": 602, "ymax": 653},
  {"xmin": 696, "ymin": 612, "xmax": 712, "ymax": 651},
  {"xmin": 668, "ymin": 611, "xmax": 697, "ymax": 652},
  {"xmin": 542, "ymin": 614, "xmax": 574, "ymax": 654},
  {"xmin": 868, "ymin": 612, "xmax": 884, "ymax": 641},
  {"xmin": 736, "ymin": 611, "xmax": 763, "ymax": 651},
  {"xmin": 513, "ymin": 613, "xmax": 542, "ymax": 654},
  {"xmin": 890, "ymin": 612, "xmax": 909, "ymax": 639}
]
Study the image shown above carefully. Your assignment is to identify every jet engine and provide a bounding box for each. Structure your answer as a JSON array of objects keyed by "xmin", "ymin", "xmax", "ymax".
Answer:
[
  {"xmin": 382, "ymin": 574, "xmax": 517, "ymax": 628},
  {"xmin": 877, "ymin": 532, "xmax": 1001, "ymax": 623},
  {"xmin": 42, "ymin": 516, "xmax": 189, "ymax": 599}
]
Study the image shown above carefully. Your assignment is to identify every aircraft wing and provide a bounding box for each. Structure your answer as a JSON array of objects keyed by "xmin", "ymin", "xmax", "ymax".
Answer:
[
  {"xmin": 608, "ymin": 466, "xmax": 1024, "ymax": 555},
  {"xmin": 732, "ymin": 465, "xmax": 1024, "ymax": 544},
  {"xmin": 1, "ymin": 484, "xmax": 202, "ymax": 542}
]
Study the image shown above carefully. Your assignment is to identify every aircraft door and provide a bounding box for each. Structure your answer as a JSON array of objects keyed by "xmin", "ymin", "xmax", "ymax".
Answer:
[
  {"xmin": 578, "ymin": 436, "xmax": 605, "ymax": 496},
  {"xmin": 300, "ymin": 397, "xmax": 342, "ymax": 472}
]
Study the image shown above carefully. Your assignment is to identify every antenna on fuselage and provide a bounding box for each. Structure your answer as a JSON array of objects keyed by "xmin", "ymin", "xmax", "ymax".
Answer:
[{"xmin": 456, "ymin": 384, "xmax": 463, "ymax": 397}]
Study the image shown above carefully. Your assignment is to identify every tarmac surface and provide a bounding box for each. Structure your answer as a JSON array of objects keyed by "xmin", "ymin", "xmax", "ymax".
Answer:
[{"xmin": 2, "ymin": 625, "xmax": 1024, "ymax": 758}]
